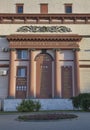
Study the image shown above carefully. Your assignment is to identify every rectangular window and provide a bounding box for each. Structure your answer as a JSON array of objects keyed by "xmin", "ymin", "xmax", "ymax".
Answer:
[
  {"xmin": 65, "ymin": 4, "xmax": 72, "ymax": 13},
  {"xmin": 16, "ymin": 4, "xmax": 24, "ymax": 13},
  {"xmin": 40, "ymin": 4, "xmax": 48, "ymax": 14},
  {"xmin": 17, "ymin": 50, "xmax": 28, "ymax": 59},
  {"xmin": 17, "ymin": 67, "xmax": 26, "ymax": 77}
]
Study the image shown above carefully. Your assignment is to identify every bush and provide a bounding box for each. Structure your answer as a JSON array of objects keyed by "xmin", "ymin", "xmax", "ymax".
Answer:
[
  {"xmin": 72, "ymin": 96, "xmax": 80, "ymax": 108},
  {"xmin": 34, "ymin": 101, "xmax": 41, "ymax": 112},
  {"xmin": 81, "ymin": 98, "xmax": 90, "ymax": 111},
  {"xmin": 72, "ymin": 93, "xmax": 90, "ymax": 111},
  {"xmin": 17, "ymin": 100, "xmax": 41, "ymax": 112}
]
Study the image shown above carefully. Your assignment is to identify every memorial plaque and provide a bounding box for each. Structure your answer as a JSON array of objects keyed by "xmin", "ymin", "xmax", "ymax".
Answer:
[{"xmin": 16, "ymin": 77, "xmax": 27, "ymax": 85}]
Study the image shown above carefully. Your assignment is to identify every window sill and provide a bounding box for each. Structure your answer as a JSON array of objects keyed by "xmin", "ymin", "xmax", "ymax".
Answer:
[
  {"xmin": 16, "ymin": 76, "xmax": 27, "ymax": 78},
  {"xmin": 15, "ymin": 59, "xmax": 29, "ymax": 61}
]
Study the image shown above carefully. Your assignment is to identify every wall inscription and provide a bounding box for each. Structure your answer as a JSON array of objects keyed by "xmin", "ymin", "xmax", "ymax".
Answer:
[
  {"xmin": 17, "ymin": 26, "xmax": 72, "ymax": 33},
  {"xmin": 16, "ymin": 77, "xmax": 27, "ymax": 86}
]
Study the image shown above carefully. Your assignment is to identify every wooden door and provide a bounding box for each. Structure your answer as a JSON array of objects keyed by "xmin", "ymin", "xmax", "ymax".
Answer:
[
  {"xmin": 16, "ymin": 88, "xmax": 26, "ymax": 99},
  {"xmin": 36, "ymin": 54, "xmax": 52, "ymax": 98},
  {"xmin": 61, "ymin": 66, "xmax": 73, "ymax": 98},
  {"xmin": 16, "ymin": 75, "xmax": 27, "ymax": 99}
]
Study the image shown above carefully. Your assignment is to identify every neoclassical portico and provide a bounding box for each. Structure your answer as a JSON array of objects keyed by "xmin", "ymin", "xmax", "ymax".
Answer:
[{"xmin": 7, "ymin": 34, "xmax": 82, "ymax": 99}]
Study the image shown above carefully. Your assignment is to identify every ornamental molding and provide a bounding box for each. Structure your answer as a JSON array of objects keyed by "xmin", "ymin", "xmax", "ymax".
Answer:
[
  {"xmin": 7, "ymin": 34, "xmax": 82, "ymax": 49},
  {"xmin": 17, "ymin": 26, "xmax": 72, "ymax": 33},
  {"xmin": 7, "ymin": 34, "xmax": 82, "ymax": 42}
]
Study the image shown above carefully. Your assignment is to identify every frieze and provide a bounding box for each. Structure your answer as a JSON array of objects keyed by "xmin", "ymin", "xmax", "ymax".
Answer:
[
  {"xmin": 9, "ymin": 42, "xmax": 79, "ymax": 49},
  {"xmin": 17, "ymin": 26, "xmax": 72, "ymax": 33}
]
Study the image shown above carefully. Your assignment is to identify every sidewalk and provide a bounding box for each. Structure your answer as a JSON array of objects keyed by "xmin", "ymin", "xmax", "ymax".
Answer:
[{"xmin": 0, "ymin": 112, "xmax": 90, "ymax": 130}]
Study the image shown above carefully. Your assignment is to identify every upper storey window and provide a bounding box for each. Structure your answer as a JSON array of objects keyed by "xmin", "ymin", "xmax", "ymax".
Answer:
[
  {"xmin": 65, "ymin": 4, "xmax": 72, "ymax": 13},
  {"xmin": 17, "ymin": 50, "xmax": 28, "ymax": 59},
  {"xmin": 40, "ymin": 4, "xmax": 48, "ymax": 14},
  {"xmin": 16, "ymin": 4, "xmax": 24, "ymax": 13}
]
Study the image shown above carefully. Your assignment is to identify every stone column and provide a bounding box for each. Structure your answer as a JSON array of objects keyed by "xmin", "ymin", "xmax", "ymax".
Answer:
[
  {"xmin": 74, "ymin": 49, "xmax": 80, "ymax": 96},
  {"xmin": 8, "ymin": 50, "xmax": 15, "ymax": 97},
  {"xmin": 55, "ymin": 49, "xmax": 60, "ymax": 97},
  {"xmin": 29, "ymin": 50, "xmax": 35, "ymax": 98}
]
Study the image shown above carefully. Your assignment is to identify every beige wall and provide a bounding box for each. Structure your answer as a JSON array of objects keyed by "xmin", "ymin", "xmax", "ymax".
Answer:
[
  {"xmin": 0, "ymin": 24, "xmax": 90, "ymax": 35},
  {"xmin": 79, "ymin": 38, "xmax": 90, "ymax": 61},
  {"xmin": 79, "ymin": 38, "xmax": 90, "ymax": 93},
  {"xmin": 0, "ymin": 68, "xmax": 8, "ymax": 99},
  {"xmin": 0, "ymin": 38, "xmax": 9, "ymax": 60},
  {"xmin": 0, "ymin": 0, "xmax": 90, "ymax": 13},
  {"xmin": 0, "ymin": 38, "xmax": 9, "ymax": 98},
  {"xmin": 80, "ymin": 68, "xmax": 90, "ymax": 93}
]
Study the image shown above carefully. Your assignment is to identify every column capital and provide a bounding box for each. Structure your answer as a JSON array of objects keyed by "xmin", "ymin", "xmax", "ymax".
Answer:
[
  {"xmin": 10, "ymin": 48, "xmax": 16, "ymax": 51},
  {"xmin": 73, "ymin": 48, "xmax": 80, "ymax": 52},
  {"xmin": 53, "ymin": 48, "xmax": 61, "ymax": 52},
  {"xmin": 28, "ymin": 48, "xmax": 36, "ymax": 51}
]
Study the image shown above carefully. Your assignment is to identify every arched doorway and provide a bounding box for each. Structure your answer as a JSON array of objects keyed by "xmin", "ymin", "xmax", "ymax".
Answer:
[{"xmin": 35, "ymin": 53, "xmax": 53, "ymax": 98}]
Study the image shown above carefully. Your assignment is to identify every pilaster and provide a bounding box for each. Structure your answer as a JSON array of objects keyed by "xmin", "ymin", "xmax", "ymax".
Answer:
[
  {"xmin": 74, "ymin": 49, "xmax": 80, "ymax": 96},
  {"xmin": 55, "ymin": 49, "xmax": 61, "ymax": 97},
  {"xmin": 29, "ymin": 50, "xmax": 35, "ymax": 98},
  {"xmin": 8, "ymin": 50, "xmax": 16, "ymax": 97}
]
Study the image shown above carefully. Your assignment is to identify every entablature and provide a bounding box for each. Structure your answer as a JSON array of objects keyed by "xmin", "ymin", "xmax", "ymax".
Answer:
[
  {"xmin": 0, "ymin": 13, "xmax": 90, "ymax": 24},
  {"xmin": 7, "ymin": 34, "xmax": 82, "ymax": 49}
]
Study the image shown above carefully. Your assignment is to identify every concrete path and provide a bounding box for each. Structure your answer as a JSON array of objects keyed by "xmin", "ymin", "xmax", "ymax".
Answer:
[{"xmin": 0, "ymin": 112, "xmax": 90, "ymax": 130}]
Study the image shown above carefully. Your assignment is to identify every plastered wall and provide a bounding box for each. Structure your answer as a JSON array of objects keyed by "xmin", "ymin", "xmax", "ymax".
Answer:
[{"xmin": 0, "ymin": 0, "xmax": 89, "ymax": 13}]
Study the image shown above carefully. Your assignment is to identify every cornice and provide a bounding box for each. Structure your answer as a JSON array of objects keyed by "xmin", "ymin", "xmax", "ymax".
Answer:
[
  {"xmin": 7, "ymin": 34, "xmax": 82, "ymax": 42},
  {"xmin": 0, "ymin": 13, "xmax": 90, "ymax": 24}
]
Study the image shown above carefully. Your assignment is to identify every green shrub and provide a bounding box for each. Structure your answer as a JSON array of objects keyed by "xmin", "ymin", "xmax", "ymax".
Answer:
[
  {"xmin": 17, "ymin": 100, "xmax": 41, "ymax": 112},
  {"xmin": 81, "ymin": 98, "xmax": 90, "ymax": 111},
  {"xmin": 72, "ymin": 96, "xmax": 80, "ymax": 108},
  {"xmin": 34, "ymin": 101, "xmax": 41, "ymax": 112},
  {"xmin": 72, "ymin": 93, "xmax": 90, "ymax": 111}
]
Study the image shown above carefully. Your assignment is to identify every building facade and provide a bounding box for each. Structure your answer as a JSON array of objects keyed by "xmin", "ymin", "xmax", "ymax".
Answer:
[{"xmin": 0, "ymin": 0, "xmax": 90, "ymax": 99}]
